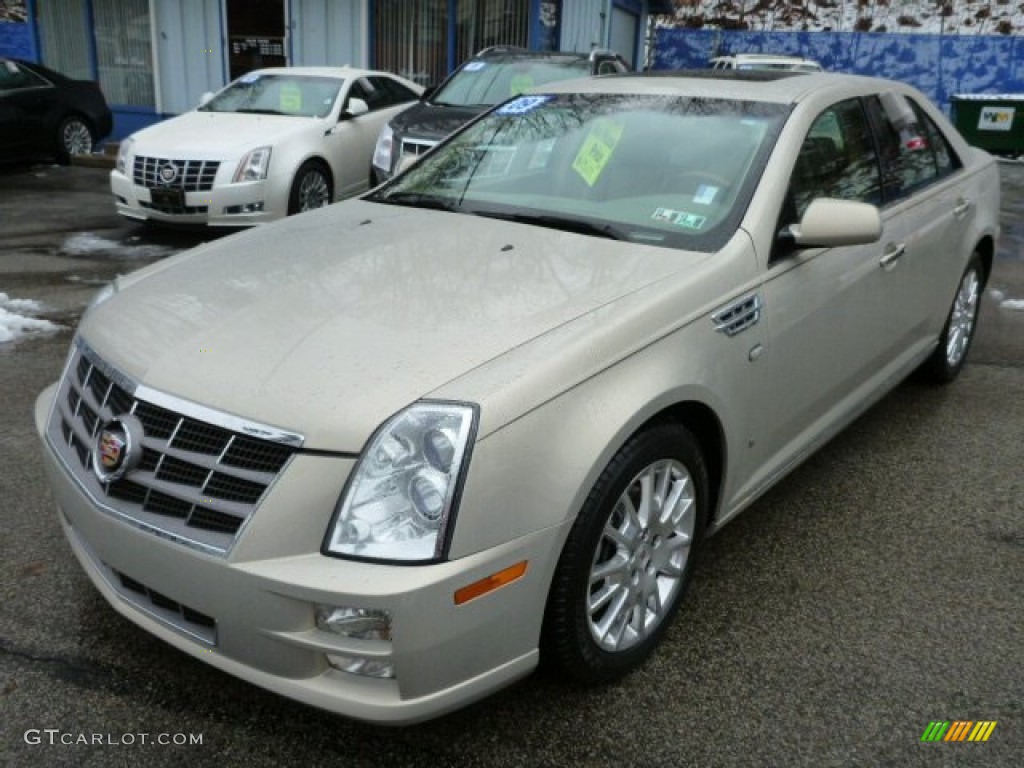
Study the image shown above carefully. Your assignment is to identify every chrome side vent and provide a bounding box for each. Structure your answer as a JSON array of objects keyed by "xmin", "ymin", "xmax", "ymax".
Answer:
[{"xmin": 712, "ymin": 294, "xmax": 762, "ymax": 337}]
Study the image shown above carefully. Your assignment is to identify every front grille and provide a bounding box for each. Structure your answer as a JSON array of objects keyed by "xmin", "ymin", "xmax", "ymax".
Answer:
[
  {"xmin": 47, "ymin": 339, "xmax": 301, "ymax": 554},
  {"xmin": 132, "ymin": 156, "xmax": 220, "ymax": 191}
]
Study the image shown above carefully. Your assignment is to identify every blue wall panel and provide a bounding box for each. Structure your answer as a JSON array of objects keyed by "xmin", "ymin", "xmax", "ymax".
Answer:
[
  {"xmin": 654, "ymin": 29, "xmax": 1024, "ymax": 115},
  {"xmin": 0, "ymin": 21, "xmax": 38, "ymax": 59}
]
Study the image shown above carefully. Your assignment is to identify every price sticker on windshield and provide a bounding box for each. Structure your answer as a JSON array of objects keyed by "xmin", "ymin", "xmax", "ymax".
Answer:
[
  {"xmin": 497, "ymin": 95, "xmax": 551, "ymax": 115},
  {"xmin": 509, "ymin": 74, "xmax": 534, "ymax": 96},
  {"xmin": 572, "ymin": 119, "xmax": 624, "ymax": 187},
  {"xmin": 279, "ymin": 83, "xmax": 303, "ymax": 112}
]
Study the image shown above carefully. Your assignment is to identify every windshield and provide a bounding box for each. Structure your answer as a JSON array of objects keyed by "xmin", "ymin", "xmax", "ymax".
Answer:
[
  {"xmin": 432, "ymin": 58, "xmax": 591, "ymax": 107},
  {"xmin": 199, "ymin": 73, "xmax": 343, "ymax": 118},
  {"xmin": 370, "ymin": 93, "xmax": 790, "ymax": 252}
]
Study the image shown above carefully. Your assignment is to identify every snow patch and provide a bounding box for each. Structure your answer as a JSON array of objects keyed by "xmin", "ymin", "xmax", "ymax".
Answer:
[
  {"xmin": 0, "ymin": 293, "xmax": 62, "ymax": 344},
  {"xmin": 62, "ymin": 232, "xmax": 175, "ymax": 260}
]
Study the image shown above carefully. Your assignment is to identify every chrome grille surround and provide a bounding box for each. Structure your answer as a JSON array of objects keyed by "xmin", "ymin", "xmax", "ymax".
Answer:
[
  {"xmin": 45, "ymin": 337, "xmax": 304, "ymax": 556},
  {"xmin": 132, "ymin": 156, "xmax": 220, "ymax": 191}
]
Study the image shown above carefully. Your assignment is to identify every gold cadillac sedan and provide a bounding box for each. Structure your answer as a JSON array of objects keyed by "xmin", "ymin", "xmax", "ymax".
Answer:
[{"xmin": 35, "ymin": 71, "xmax": 1000, "ymax": 724}]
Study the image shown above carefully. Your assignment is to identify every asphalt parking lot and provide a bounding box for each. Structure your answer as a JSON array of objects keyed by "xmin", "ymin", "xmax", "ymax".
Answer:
[{"xmin": 0, "ymin": 162, "xmax": 1022, "ymax": 767}]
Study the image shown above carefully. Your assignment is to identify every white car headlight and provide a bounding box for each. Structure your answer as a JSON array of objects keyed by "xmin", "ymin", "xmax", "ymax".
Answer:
[
  {"xmin": 325, "ymin": 402, "xmax": 477, "ymax": 562},
  {"xmin": 233, "ymin": 146, "xmax": 272, "ymax": 182},
  {"xmin": 116, "ymin": 137, "xmax": 134, "ymax": 175},
  {"xmin": 371, "ymin": 123, "xmax": 393, "ymax": 173}
]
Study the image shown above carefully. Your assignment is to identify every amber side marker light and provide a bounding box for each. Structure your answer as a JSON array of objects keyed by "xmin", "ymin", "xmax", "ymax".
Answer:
[{"xmin": 454, "ymin": 561, "xmax": 528, "ymax": 605}]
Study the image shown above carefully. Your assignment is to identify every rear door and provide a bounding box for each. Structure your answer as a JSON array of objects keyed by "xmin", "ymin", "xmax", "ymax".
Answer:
[{"xmin": 863, "ymin": 93, "xmax": 976, "ymax": 354}]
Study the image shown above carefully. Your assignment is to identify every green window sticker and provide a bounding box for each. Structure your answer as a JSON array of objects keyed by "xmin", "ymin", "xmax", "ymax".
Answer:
[
  {"xmin": 572, "ymin": 119, "xmax": 624, "ymax": 187},
  {"xmin": 279, "ymin": 83, "xmax": 302, "ymax": 112},
  {"xmin": 651, "ymin": 208, "xmax": 706, "ymax": 230},
  {"xmin": 675, "ymin": 212, "xmax": 707, "ymax": 230},
  {"xmin": 509, "ymin": 74, "xmax": 534, "ymax": 96}
]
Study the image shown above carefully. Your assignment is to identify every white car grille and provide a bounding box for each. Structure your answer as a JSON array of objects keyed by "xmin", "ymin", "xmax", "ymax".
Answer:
[{"xmin": 132, "ymin": 156, "xmax": 220, "ymax": 192}]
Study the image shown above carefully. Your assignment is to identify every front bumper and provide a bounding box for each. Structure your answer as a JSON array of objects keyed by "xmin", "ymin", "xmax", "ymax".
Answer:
[
  {"xmin": 35, "ymin": 381, "xmax": 560, "ymax": 724},
  {"xmin": 110, "ymin": 170, "xmax": 282, "ymax": 227}
]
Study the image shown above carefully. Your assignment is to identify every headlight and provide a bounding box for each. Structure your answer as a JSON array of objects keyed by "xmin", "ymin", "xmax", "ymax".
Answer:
[
  {"xmin": 371, "ymin": 123, "xmax": 393, "ymax": 173},
  {"xmin": 233, "ymin": 146, "xmax": 272, "ymax": 182},
  {"xmin": 325, "ymin": 402, "xmax": 477, "ymax": 562},
  {"xmin": 116, "ymin": 137, "xmax": 134, "ymax": 174}
]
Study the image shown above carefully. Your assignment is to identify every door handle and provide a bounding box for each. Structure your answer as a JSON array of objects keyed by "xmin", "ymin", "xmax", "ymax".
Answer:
[
  {"xmin": 880, "ymin": 243, "xmax": 906, "ymax": 269},
  {"xmin": 953, "ymin": 198, "xmax": 972, "ymax": 218}
]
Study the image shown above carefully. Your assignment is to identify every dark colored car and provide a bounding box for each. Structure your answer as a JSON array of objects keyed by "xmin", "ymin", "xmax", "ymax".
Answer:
[
  {"xmin": 370, "ymin": 46, "xmax": 628, "ymax": 185},
  {"xmin": 0, "ymin": 57, "xmax": 112, "ymax": 164}
]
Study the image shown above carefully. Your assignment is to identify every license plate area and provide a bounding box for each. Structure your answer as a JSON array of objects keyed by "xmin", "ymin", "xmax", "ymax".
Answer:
[{"xmin": 150, "ymin": 187, "xmax": 184, "ymax": 207}]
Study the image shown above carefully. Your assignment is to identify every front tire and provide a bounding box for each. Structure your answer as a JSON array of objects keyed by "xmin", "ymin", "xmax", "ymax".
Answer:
[
  {"xmin": 287, "ymin": 161, "xmax": 332, "ymax": 215},
  {"xmin": 56, "ymin": 115, "xmax": 94, "ymax": 164},
  {"xmin": 919, "ymin": 252, "xmax": 984, "ymax": 384},
  {"xmin": 542, "ymin": 423, "xmax": 708, "ymax": 684}
]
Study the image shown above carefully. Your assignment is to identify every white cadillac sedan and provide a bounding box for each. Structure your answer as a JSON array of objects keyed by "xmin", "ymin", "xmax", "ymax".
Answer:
[
  {"xmin": 110, "ymin": 67, "xmax": 422, "ymax": 226},
  {"xmin": 38, "ymin": 71, "xmax": 998, "ymax": 724}
]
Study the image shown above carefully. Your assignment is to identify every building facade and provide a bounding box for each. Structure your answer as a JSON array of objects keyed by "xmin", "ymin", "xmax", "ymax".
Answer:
[{"xmin": 0, "ymin": 0, "xmax": 672, "ymax": 140}]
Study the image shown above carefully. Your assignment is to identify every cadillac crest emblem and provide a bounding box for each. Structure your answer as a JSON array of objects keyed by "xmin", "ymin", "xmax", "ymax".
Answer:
[{"xmin": 91, "ymin": 415, "xmax": 144, "ymax": 483}]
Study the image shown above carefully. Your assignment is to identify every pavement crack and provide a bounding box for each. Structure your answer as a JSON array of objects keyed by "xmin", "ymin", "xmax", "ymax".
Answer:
[{"xmin": 0, "ymin": 636, "xmax": 108, "ymax": 689}]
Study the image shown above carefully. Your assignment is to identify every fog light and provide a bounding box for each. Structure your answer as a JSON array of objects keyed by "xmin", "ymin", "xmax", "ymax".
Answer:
[
  {"xmin": 326, "ymin": 654, "xmax": 394, "ymax": 679},
  {"xmin": 316, "ymin": 606, "xmax": 391, "ymax": 641},
  {"xmin": 223, "ymin": 202, "xmax": 265, "ymax": 214}
]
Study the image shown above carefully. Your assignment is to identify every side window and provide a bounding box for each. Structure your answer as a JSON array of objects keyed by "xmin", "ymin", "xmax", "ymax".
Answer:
[
  {"xmin": 788, "ymin": 98, "xmax": 881, "ymax": 220},
  {"xmin": 864, "ymin": 93, "xmax": 947, "ymax": 200},
  {"xmin": 0, "ymin": 61, "xmax": 48, "ymax": 92},
  {"xmin": 909, "ymin": 99, "xmax": 961, "ymax": 179},
  {"xmin": 372, "ymin": 76, "xmax": 418, "ymax": 106},
  {"xmin": 352, "ymin": 78, "xmax": 385, "ymax": 112}
]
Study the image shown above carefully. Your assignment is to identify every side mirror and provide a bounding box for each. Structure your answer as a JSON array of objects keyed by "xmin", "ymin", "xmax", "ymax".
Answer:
[
  {"xmin": 344, "ymin": 97, "xmax": 369, "ymax": 118},
  {"xmin": 785, "ymin": 198, "xmax": 882, "ymax": 248},
  {"xmin": 199, "ymin": 91, "xmax": 215, "ymax": 107}
]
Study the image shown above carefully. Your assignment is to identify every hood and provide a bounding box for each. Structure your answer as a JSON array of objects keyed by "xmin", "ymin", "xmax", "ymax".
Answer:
[
  {"xmin": 81, "ymin": 200, "xmax": 695, "ymax": 451},
  {"xmin": 389, "ymin": 101, "xmax": 488, "ymax": 142},
  {"xmin": 129, "ymin": 111, "xmax": 318, "ymax": 156}
]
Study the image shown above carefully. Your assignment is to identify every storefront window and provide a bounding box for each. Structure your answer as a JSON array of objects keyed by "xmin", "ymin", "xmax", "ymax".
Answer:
[
  {"xmin": 93, "ymin": 0, "xmax": 154, "ymax": 107},
  {"xmin": 374, "ymin": 0, "xmax": 448, "ymax": 87},
  {"xmin": 36, "ymin": 0, "xmax": 92, "ymax": 82},
  {"xmin": 373, "ymin": 0, "xmax": 532, "ymax": 87}
]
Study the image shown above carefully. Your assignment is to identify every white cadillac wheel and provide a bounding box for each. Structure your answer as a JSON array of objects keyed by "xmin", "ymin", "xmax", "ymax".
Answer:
[
  {"xmin": 288, "ymin": 161, "xmax": 332, "ymax": 215},
  {"xmin": 543, "ymin": 423, "xmax": 707, "ymax": 683}
]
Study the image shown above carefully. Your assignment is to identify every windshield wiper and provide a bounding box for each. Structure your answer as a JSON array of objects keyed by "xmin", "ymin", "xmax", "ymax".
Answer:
[
  {"xmin": 472, "ymin": 211, "xmax": 625, "ymax": 240},
  {"xmin": 234, "ymin": 107, "xmax": 288, "ymax": 115},
  {"xmin": 373, "ymin": 191, "xmax": 460, "ymax": 212}
]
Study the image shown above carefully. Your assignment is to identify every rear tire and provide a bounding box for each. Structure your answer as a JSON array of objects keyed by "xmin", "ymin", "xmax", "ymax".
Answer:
[
  {"xmin": 918, "ymin": 252, "xmax": 983, "ymax": 384},
  {"xmin": 56, "ymin": 115, "xmax": 94, "ymax": 164},
  {"xmin": 288, "ymin": 161, "xmax": 332, "ymax": 215},
  {"xmin": 542, "ymin": 423, "xmax": 708, "ymax": 684}
]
